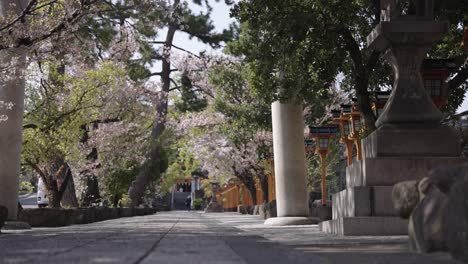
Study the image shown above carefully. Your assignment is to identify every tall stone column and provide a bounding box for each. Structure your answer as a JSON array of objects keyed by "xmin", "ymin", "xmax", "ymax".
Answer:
[
  {"xmin": 0, "ymin": 52, "xmax": 25, "ymax": 220},
  {"xmin": 0, "ymin": 0, "xmax": 28, "ymax": 220},
  {"xmin": 265, "ymin": 101, "xmax": 314, "ymax": 226}
]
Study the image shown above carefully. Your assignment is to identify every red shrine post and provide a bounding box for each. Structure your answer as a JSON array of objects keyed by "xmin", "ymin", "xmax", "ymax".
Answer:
[
  {"xmin": 331, "ymin": 109, "xmax": 354, "ymax": 166},
  {"xmin": 349, "ymin": 99, "xmax": 362, "ymax": 161}
]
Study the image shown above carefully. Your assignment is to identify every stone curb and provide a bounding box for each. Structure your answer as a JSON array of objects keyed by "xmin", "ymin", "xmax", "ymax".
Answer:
[{"xmin": 16, "ymin": 207, "xmax": 157, "ymax": 228}]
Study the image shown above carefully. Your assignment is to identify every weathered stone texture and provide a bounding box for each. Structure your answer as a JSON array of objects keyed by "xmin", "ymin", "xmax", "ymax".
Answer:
[
  {"xmin": 0, "ymin": 205, "xmax": 7, "ymax": 231},
  {"xmin": 392, "ymin": 180, "xmax": 419, "ymax": 218}
]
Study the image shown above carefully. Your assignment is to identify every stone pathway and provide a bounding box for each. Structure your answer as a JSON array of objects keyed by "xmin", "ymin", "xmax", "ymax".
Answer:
[{"xmin": 0, "ymin": 211, "xmax": 461, "ymax": 263}]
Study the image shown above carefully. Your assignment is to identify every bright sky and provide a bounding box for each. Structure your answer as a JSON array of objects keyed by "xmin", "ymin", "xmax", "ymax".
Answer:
[
  {"xmin": 459, "ymin": 94, "xmax": 468, "ymax": 113},
  {"xmin": 161, "ymin": 1, "xmax": 236, "ymax": 55},
  {"xmin": 168, "ymin": 1, "xmax": 468, "ymax": 113}
]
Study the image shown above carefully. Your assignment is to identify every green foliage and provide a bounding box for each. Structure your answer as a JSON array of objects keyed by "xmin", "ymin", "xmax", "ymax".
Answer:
[
  {"xmin": 201, "ymin": 178, "xmax": 213, "ymax": 198},
  {"xmin": 22, "ymin": 62, "xmax": 128, "ymax": 167},
  {"xmin": 209, "ymin": 63, "xmax": 271, "ymax": 146},
  {"xmin": 230, "ymin": 0, "xmax": 467, "ymax": 120},
  {"xmin": 127, "ymin": 62, "xmax": 152, "ymax": 81},
  {"xmin": 175, "ymin": 73, "xmax": 208, "ymax": 112},
  {"xmin": 228, "ymin": 2, "xmax": 341, "ymax": 105},
  {"xmin": 103, "ymin": 159, "xmax": 139, "ymax": 204},
  {"xmin": 118, "ymin": 194, "xmax": 133, "ymax": 207},
  {"xmin": 192, "ymin": 198, "xmax": 203, "ymax": 209},
  {"xmin": 306, "ymin": 137, "xmax": 343, "ymax": 195},
  {"xmin": 161, "ymin": 137, "xmax": 201, "ymax": 194},
  {"xmin": 19, "ymin": 181, "xmax": 34, "ymax": 194}
]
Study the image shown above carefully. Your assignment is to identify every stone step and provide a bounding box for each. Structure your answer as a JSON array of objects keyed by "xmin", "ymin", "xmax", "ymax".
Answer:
[
  {"xmin": 319, "ymin": 216, "xmax": 408, "ymax": 236},
  {"xmin": 332, "ymin": 186, "xmax": 397, "ymax": 219}
]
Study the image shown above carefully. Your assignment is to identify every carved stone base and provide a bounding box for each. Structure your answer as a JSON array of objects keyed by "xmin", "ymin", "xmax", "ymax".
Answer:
[
  {"xmin": 264, "ymin": 216, "xmax": 317, "ymax": 226},
  {"xmin": 320, "ymin": 217, "xmax": 408, "ymax": 236},
  {"xmin": 363, "ymin": 124, "xmax": 461, "ymax": 158}
]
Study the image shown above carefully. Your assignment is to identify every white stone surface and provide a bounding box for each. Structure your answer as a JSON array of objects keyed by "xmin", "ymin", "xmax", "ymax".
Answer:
[
  {"xmin": 0, "ymin": 0, "xmax": 28, "ymax": 220},
  {"xmin": 269, "ymin": 101, "xmax": 309, "ymax": 221},
  {"xmin": 264, "ymin": 216, "xmax": 317, "ymax": 226}
]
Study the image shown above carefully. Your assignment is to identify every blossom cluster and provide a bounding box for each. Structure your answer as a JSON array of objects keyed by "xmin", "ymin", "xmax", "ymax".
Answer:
[{"xmin": 0, "ymin": 100, "xmax": 14, "ymax": 122}]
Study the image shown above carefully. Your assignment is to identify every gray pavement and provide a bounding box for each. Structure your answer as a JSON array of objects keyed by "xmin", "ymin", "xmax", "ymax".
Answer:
[
  {"xmin": 19, "ymin": 193, "xmax": 37, "ymax": 208},
  {"xmin": 0, "ymin": 211, "xmax": 461, "ymax": 264}
]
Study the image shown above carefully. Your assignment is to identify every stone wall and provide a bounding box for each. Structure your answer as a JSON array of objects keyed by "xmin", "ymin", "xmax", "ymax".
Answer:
[{"xmin": 18, "ymin": 207, "xmax": 157, "ymax": 227}]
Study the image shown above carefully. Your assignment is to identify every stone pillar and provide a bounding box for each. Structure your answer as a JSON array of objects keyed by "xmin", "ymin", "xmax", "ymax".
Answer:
[
  {"xmin": 265, "ymin": 101, "xmax": 314, "ymax": 226},
  {"xmin": 0, "ymin": 1, "xmax": 28, "ymax": 220}
]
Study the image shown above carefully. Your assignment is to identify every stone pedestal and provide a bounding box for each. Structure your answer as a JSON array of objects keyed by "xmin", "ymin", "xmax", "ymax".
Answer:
[
  {"xmin": 264, "ymin": 101, "xmax": 314, "ymax": 226},
  {"xmin": 320, "ymin": 2, "xmax": 467, "ymax": 235}
]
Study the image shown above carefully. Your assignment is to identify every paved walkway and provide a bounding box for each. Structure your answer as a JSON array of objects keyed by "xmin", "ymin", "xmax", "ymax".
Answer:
[{"xmin": 0, "ymin": 211, "xmax": 461, "ymax": 264}]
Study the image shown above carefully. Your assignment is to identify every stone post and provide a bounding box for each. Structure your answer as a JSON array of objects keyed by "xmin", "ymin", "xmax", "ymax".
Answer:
[
  {"xmin": 264, "ymin": 101, "xmax": 314, "ymax": 226},
  {"xmin": 0, "ymin": 0, "xmax": 28, "ymax": 220}
]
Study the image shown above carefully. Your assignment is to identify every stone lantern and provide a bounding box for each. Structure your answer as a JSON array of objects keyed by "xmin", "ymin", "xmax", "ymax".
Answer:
[
  {"xmin": 320, "ymin": 0, "xmax": 466, "ymax": 236},
  {"xmin": 366, "ymin": 0, "xmax": 460, "ymax": 156}
]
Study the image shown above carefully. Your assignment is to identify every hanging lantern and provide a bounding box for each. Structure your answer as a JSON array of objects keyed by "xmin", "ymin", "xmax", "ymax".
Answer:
[
  {"xmin": 341, "ymin": 104, "xmax": 352, "ymax": 114},
  {"xmin": 331, "ymin": 109, "xmax": 341, "ymax": 119},
  {"xmin": 352, "ymin": 118, "xmax": 361, "ymax": 133},
  {"xmin": 344, "ymin": 121, "xmax": 351, "ymax": 136},
  {"xmin": 373, "ymin": 91, "xmax": 391, "ymax": 117},
  {"xmin": 318, "ymin": 137, "xmax": 329, "ymax": 150}
]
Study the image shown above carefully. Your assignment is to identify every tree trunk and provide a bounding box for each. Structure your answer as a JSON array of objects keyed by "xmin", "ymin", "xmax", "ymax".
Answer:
[
  {"xmin": 355, "ymin": 74, "xmax": 377, "ymax": 131},
  {"xmin": 251, "ymin": 164, "xmax": 268, "ymax": 203},
  {"xmin": 80, "ymin": 174, "xmax": 101, "ymax": 207},
  {"xmin": 259, "ymin": 174, "xmax": 269, "ymax": 204},
  {"xmin": 61, "ymin": 175, "xmax": 79, "ymax": 208},
  {"xmin": 237, "ymin": 168, "xmax": 258, "ymax": 205},
  {"xmin": 47, "ymin": 179, "xmax": 61, "ymax": 208},
  {"xmin": 128, "ymin": 24, "xmax": 178, "ymax": 206},
  {"xmin": 245, "ymin": 180, "xmax": 257, "ymax": 206},
  {"xmin": 46, "ymin": 157, "xmax": 73, "ymax": 208}
]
